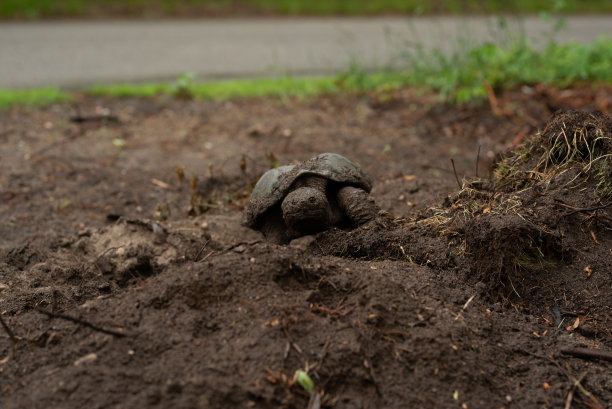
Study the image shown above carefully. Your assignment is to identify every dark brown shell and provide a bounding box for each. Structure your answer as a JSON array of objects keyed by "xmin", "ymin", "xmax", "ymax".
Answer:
[{"xmin": 243, "ymin": 153, "xmax": 372, "ymax": 229}]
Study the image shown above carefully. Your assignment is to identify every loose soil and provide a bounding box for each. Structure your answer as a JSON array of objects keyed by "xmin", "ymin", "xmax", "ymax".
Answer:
[{"xmin": 1, "ymin": 84, "xmax": 611, "ymax": 409}]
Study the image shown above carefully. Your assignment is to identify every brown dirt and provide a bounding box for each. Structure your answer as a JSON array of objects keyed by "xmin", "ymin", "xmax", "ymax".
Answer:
[{"xmin": 1, "ymin": 84, "xmax": 611, "ymax": 409}]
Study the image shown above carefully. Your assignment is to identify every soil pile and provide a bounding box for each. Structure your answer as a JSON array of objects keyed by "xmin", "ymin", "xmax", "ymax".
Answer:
[{"xmin": 1, "ymin": 87, "xmax": 611, "ymax": 408}]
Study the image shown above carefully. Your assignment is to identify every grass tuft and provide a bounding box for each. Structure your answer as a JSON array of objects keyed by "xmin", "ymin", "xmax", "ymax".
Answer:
[{"xmin": 404, "ymin": 36, "xmax": 612, "ymax": 104}]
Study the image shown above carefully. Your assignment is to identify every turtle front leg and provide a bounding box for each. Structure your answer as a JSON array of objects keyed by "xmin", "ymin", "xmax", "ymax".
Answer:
[{"xmin": 337, "ymin": 186, "xmax": 380, "ymax": 226}]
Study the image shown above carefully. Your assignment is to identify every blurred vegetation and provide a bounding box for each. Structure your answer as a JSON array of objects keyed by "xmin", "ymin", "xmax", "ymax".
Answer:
[
  {"xmin": 2, "ymin": 36, "xmax": 612, "ymax": 108},
  {"xmin": 1, "ymin": 0, "xmax": 612, "ymax": 19},
  {"xmin": 0, "ymin": 88, "xmax": 70, "ymax": 109},
  {"xmin": 405, "ymin": 35, "xmax": 612, "ymax": 103},
  {"xmin": 2, "ymin": 10, "xmax": 612, "ymax": 109},
  {"xmin": 87, "ymin": 36, "xmax": 612, "ymax": 104}
]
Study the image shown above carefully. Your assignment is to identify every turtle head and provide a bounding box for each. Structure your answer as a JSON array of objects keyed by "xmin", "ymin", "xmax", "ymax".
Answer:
[{"xmin": 281, "ymin": 187, "xmax": 331, "ymax": 235}]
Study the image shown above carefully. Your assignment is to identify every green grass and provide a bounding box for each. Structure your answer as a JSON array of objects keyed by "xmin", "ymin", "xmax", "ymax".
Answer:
[
  {"xmin": 89, "ymin": 71, "xmax": 407, "ymax": 100},
  {"xmin": 0, "ymin": 88, "xmax": 70, "ymax": 109},
  {"xmin": 2, "ymin": 36, "xmax": 612, "ymax": 109},
  {"xmin": 2, "ymin": 0, "xmax": 612, "ymax": 19}
]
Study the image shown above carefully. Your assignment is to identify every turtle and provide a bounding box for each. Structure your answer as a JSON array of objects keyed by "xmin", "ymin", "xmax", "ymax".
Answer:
[{"xmin": 243, "ymin": 153, "xmax": 380, "ymax": 244}]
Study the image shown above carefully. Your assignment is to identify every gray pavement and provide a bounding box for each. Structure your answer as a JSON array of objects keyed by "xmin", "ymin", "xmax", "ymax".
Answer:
[{"xmin": 1, "ymin": 16, "xmax": 611, "ymax": 89}]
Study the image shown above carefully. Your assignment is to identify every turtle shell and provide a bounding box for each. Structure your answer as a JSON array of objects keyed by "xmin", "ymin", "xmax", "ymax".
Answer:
[{"xmin": 243, "ymin": 153, "xmax": 372, "ymax": 229}]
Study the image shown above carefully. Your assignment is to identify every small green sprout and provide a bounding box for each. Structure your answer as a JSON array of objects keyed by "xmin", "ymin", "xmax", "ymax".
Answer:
[
  {"xmin": 59, "ymin": 199, "xmax": 71, "ymax": 209},
  {"xmin": 171, "ymin": 71, "xmax": 196, "ymax": 98},
  {"xmin": 112, "ymin": 138, "xmax": 126, "ymax": 149},
  {"xmin": 294, "ymin": 370, "xmax": 314, "ymax": 395}
]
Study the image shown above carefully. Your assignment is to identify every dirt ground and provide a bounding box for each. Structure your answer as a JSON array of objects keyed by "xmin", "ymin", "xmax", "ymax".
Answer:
[{"xmin": 1, "ymin": 84, "xmax": 611, "ymax": 409}]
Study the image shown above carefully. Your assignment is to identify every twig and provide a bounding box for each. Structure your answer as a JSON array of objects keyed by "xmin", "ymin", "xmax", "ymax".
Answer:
[
  {"xmin": 197, "ymin": 251, "xmax": 215, "ymax": 263},
  {"xmin": 566, "ymin": 370, "xmax": 604, "ymax": 409},
  {"xmin": 560, "ymin": 347, "xmax": 612, "ymax": 362},
  {"xmin": 545, "ymin": 355, "xmax": 605, "ymax": 409},
  {"xmin": 35, "ymin": 308, "xmax": 126, "ymax": 338},
  {"xmin": 565, "ymin": 372, "xmax": 587, "ymax": 409},
  {"xmin": 514, "ymin": 347, "xmax": 603, "ymax": 409},
  {"xmin": 151, "ymin": 178, "xmax": 175, "ymax": 190},
  {"xmin": 563, "ymin": 202, "xmax": 612, "ymax": 217},
  {"xmin": 462, "ymin": 295, "xmax": 476, "ymax": 310},
  {"xmin": 0, "ymin": 314, "xmax": 17, "ymax": 344},
  {"xmin": 450, "ymin": 159, "xmax": 462, "ymax": 189},
  {"xmin": 554, "ymin": 201, "xmax": 582, "ymax": 211},
  {"xmin": 194, "ymin": 239, "xmax": 210, "ymax": 261},
  {"xmin": 282, "ymin": 327, "xmax": 303, "ymax": 355}
]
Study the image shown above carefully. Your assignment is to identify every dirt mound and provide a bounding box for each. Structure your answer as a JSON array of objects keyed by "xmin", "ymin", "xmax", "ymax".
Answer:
[
  {"xmin": 456, "ymin": 110, "xmax": 610, "ymax": 340},
  {"xmin": 314, "ymin": 109, "xmax": 612, "ymax": 344}
]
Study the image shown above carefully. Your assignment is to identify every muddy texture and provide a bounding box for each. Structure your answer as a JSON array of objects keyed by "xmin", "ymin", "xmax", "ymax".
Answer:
[{"xmin": 1, "ymin": 85, "xmax": 611, "ymax": 409}]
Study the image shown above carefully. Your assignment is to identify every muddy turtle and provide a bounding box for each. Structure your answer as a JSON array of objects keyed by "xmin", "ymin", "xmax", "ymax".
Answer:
[{"xmin": 243, "ymin": 153, "xmax": 380, "ymax": 244}]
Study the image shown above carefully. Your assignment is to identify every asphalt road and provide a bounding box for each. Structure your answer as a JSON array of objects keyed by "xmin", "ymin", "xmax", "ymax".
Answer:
[{"xmin": 1, "ymin": 15, "xmax": 611, "ymax": 89}]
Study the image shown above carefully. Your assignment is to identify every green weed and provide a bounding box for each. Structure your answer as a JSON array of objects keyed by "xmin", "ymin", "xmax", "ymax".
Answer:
[
  {"xmin": 404, "ymin": 36, "xmax": 612, "ymax": 104},
  {"xmin": 170, "ymin": 71, "xmax": 196, "ymax": 99}
]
